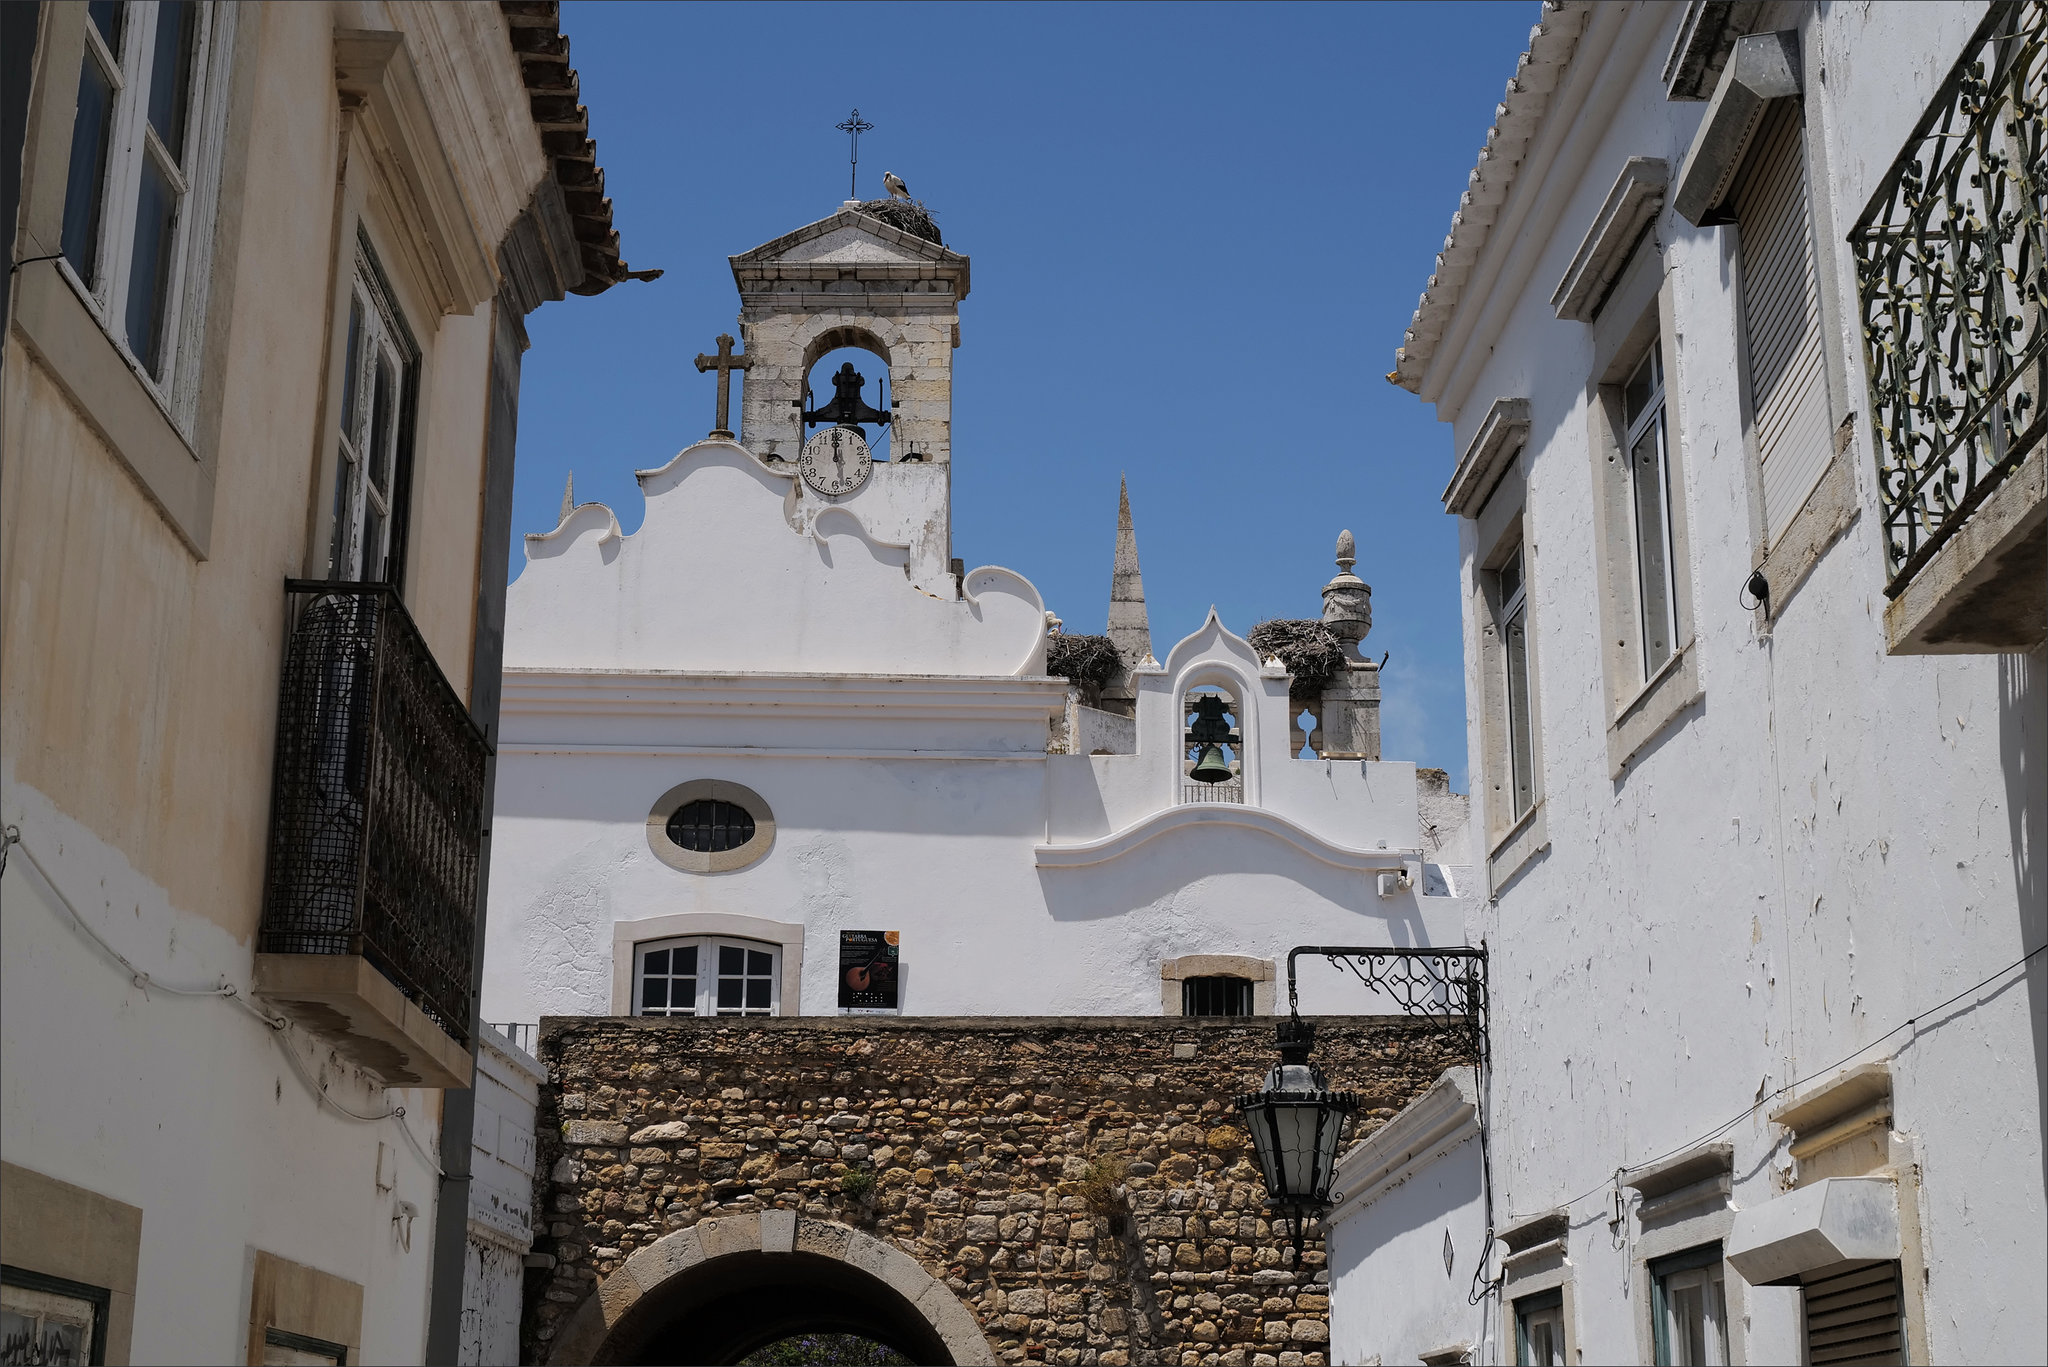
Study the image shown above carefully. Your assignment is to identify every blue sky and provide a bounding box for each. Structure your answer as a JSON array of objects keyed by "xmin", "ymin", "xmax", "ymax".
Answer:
[{"xmin": 510, "ymin": 1, "xmax": 1542, "ymax": 790}]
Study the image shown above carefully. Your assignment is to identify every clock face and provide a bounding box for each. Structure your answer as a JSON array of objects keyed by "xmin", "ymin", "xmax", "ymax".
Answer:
[{"xmin": 799, "ymin": 426, "xmax": 874, "ymax": 497}]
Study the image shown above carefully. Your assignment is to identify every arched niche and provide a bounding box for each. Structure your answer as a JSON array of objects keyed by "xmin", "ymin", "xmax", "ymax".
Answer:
[
  {"xmin": 802, "ymin": 325, "xmax": 896, "ymax": 462},
  {"xmin": 548, "ymin": 1213, "xmax": 995, "ymax": 1366},
  {"xmin": 1176, "ymin": 663, "xmax": 1257, "ymax": 807}
]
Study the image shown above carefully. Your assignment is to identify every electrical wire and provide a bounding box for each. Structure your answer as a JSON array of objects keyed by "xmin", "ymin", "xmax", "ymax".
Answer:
[
  {"xmin": 2, "ymin": 823, "xmax": 444, "ymax": 1176},
  {"xmin": 1501, "ymin": 941, "xmax": 2047, "ymax": 1227}
]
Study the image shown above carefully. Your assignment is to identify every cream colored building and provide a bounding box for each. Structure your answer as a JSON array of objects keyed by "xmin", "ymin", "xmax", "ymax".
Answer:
[{"xmin": 1, "ymin": 3, "xmax": 644, "ymax": 1361}]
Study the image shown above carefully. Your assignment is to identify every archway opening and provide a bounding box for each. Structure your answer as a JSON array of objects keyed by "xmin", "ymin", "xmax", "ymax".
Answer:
[
  {"xmin": 595, "ymin": 1251, "xmax": 953, "ymax": 1366},
  {"xmin": 1182, "ymin": 683, "xmax": 1244, "ymax": 804},
  {"xmin": 741, "ymin": 1332, "xmax": 914, "ymax": 1365},
  {"xmin": 803, "ymin": 331, "xmax": 895, "ymax": 463}
]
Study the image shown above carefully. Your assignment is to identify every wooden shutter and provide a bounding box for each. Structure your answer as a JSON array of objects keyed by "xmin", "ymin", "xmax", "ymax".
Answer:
[
  {"xmin": 1803, "ymin": 1259, "xmax": 1904, "ymax": 1365},
  {"xmin": 1733, "ymin": 99, "xmax": 1833, "ymax": 544}
]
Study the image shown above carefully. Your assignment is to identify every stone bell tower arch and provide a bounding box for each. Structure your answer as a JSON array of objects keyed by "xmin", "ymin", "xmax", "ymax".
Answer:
[{"xmin": 729, "ymin": 206, "xmax": 969, "ymax": 466}]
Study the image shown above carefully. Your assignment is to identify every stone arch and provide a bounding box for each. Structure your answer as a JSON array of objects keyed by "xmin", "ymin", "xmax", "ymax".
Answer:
[
  {"xmin": 547, "ymin": 1212, "xmax": 996, "ymax": 1366},
  {"xmin": 802, "ymin": 323, "xmax": 893, "ymax": 372}
]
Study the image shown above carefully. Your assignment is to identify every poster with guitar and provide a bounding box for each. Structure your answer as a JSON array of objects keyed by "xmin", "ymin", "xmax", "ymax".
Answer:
[{"xmin": 838, "ymin": 930, "xmax": 900, "ymax": 1012}]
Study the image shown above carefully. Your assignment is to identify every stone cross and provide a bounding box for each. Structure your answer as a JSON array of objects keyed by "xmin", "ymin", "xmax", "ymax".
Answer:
[{"xmin": 693, "ymin": 333, "xmax": 751, "ymax": 439}]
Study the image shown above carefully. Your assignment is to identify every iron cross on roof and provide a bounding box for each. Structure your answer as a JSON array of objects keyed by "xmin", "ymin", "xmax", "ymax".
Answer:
[
  {"xmin": 693, "ymin": 333, "xmax": 751, "ymax": 439},
  {"xmin": 836, "ymin": 108, "xmax": 874, "ymax": 202}
]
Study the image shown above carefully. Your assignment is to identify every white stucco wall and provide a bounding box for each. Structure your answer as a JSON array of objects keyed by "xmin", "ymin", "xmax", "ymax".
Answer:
[
  {"xmin": 1388, "ymin": 3, "xmax": 2046, "ymax": 1364},
  {"xmin": 0, "ymin": 771, "xmax": 443, "ymax": 1365}
]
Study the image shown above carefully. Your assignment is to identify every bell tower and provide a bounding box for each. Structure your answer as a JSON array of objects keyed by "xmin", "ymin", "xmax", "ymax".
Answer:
[{"xmin": 728, "ymin": 205, "xmax": 969, "ymax": 465}]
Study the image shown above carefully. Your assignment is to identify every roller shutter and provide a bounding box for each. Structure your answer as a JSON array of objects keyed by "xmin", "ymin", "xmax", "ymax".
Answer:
[
  {"xmin": 1803, "ymin": 1259, "xmax": 1904, "ymax": 1365},
  {"xmin": 1732, "ymin": 99, "xmax": 1833, "ymax": 544}
]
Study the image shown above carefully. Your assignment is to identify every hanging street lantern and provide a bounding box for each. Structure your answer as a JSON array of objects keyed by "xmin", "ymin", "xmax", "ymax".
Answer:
[{"xmin": 1235, "ymin": 1015, "xmax": 1358, "ymax": 1246}]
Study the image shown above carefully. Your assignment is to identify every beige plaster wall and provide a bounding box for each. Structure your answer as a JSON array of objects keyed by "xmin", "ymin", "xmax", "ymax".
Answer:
[{"xmin": 1, "ymin": 0, "xmax": 531, "ymax": 940}]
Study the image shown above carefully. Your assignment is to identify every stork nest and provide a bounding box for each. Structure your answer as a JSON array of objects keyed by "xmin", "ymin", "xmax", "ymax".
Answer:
[
  {"xmin": 1045, "ymin": 633, "xmax": 1121, "ymax": 690},
  {"xmin": 1248, "ymin": 619, "xmax": 1347, "ymax": 700},
  {"xmin": 857, "ymin": 198, "xmax": 943, "ymax": 245}
]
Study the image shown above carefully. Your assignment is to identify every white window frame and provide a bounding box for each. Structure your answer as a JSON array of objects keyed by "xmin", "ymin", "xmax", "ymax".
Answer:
[
  {"xmin": 1622, "ymin": 343, "xmax": 1680, "ymax": 681},
  {"xmin": 328, "ymin": 242, "xmax": 415, "ymax": 582},
  {"xmin": 633, "ymin": 936, "xmax": 781, "ymax": 1017},
  {"xmin": 1651, "ymin": 1248, "xmax": 1730, "ymax": 1366},
  {"xmin": 57, "ymin": 0, "xmax": 233, "ymax": 431},
  {"xmin": 1496, "ymin": 543, "xmax": 1537, "ymax": 821}
]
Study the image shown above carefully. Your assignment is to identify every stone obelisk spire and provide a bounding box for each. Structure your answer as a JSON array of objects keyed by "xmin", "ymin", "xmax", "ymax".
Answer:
[{"xmin": 1103, "ymin": 476, "xmax": 1153, "ymax": 715}]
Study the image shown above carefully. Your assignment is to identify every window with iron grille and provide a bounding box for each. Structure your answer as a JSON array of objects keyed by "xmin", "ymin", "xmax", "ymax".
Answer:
[
  {"xmin": 636, "ymin": 937, "xmax": 778, "ymax": 1017},
  {"xmin": 665, "ymin": 799, "xmax": 757, "ymax": 854},
  {"xmin": 1182, "ymin": 975, "xmax": 1253, "ymax": 1017}
]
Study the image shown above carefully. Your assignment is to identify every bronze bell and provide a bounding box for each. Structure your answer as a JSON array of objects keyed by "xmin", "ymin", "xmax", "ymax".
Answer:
[{"xmin": 1189, "ymin": 744, "xmax": 1235, "ymax": 784}]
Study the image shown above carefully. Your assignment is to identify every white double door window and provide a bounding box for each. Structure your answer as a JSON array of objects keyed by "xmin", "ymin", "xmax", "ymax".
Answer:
[
  {"xmin": 328, "ymin": 254, "xmax": 411, "ymax": 583},
  {"xmin": 635, "ymin": 938, "xmax": 779, "ymax": 1017}
]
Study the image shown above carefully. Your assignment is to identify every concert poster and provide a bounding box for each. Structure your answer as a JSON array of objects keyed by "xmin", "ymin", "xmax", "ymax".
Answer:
[{"xmin": 838, "ymin": 929, "xmax": 900, "ymax": 1012}]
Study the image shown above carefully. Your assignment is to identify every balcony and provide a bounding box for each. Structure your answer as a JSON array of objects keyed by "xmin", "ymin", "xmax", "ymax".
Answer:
[
  {"xmin": 254, "ymin": 581, "xmax": 487, "ymax": 1089},
  {"xmin": 1849, "ymin": 0, "xmax": 2048, "ymax": 654}
]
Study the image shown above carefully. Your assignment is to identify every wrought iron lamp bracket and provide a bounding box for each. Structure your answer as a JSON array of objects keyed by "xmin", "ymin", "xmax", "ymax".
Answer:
[{"xmin": 1283, "ymin": 944, "xmax": 1489, "ymax": 1067}]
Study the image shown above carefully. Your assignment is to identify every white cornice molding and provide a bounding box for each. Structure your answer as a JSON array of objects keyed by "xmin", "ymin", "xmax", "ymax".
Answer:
[
  {"xmin": 334, "ymin": 30, "xmax": 497, "ymax": 314},
  {"xmin": 1035, "ymin": 804, "xmax": 1418, "ymax": 872},
  {"xmin": 1442, "ymin": 398, "xmax": 1531, "ymax": 516},
  {"xmin": 1390, "ymin": 2, "xmax": 1594, "ymax": 395},
  {"xmin": 1327, "ymin": 1067, "xmax": 1480, "ymax": 1224},
  {"xmin": 505, "ymin": 669, "xmax": 1068, "ymax": 716},
  {"xmin": 1551, "ymin": 157, "xmax": 1667, "ymax": 322}
]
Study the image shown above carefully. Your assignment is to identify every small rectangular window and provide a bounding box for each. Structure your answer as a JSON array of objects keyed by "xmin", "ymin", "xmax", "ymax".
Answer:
[
  {"xmin": 636, "ymin": 938, "xmax": 777, "ymax": 1017},
  {"xmin": 1514, "ymin": 1288, "xmax": 1564, "ymax": 1366},
  {"xmin": 261, "ymin": 1326, "xmax": 348, "ymax": 1366},
  {"xmin": 1497, "ymin": 545, "xmax": 1536, "ymax": 819},
  {"xmin": 1, "ymin": 1265, "xmax": 112, "ymax": 1366},
  {"xmin": 1623, "ymin": 344, "xmax": 1678, "ymax": 678},
  {"xmin": 1182, "ymin": 975, "xmax": 1252, "ymax": 1017},
  {"xmin": 1651, "ymin": 1244, "xmax": 1729, "ymax": 1366}
]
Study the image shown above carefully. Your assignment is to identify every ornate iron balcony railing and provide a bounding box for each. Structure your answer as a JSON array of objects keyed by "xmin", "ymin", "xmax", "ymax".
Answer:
[
  {"xmin": 1850, "ymin": 0, "xmax": 2048, "ymax": 591},
  {"xmin": 260, "ymin": 581, "xmax": 488, "ymax": 1045}
]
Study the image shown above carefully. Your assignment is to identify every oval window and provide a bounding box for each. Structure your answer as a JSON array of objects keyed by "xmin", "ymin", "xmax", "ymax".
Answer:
[{"xmin": 666, "ymin": 798, "xmax": 757, "ymax": 853}]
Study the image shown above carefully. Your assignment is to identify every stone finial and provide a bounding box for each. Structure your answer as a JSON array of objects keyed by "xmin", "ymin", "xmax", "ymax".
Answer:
[
  {"xmin": 1321, "ymin": 528, "xmax": 1373, "ymax": 661},
  {"xmin": 560, "ymin": 472, "xmax": 575, "ymax": 523}
]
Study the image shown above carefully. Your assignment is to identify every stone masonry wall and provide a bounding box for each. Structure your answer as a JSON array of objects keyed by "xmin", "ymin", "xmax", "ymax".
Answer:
[{"xmin": 527, "ymin": 1016, "xmax": 1471, "ymax": 1366}]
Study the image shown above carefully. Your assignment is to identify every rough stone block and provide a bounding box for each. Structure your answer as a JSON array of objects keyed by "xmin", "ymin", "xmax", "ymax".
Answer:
[{"xmin": 564, "ymin": 1120, "xmax": 627, "ymax": 1145}]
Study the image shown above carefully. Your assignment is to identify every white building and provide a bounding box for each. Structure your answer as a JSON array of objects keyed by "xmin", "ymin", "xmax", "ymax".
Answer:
[
  {"xmin": 1332, "ymin": 2, "xmax": 2047, "ymax": 1364},
  {"xmin": 481, "ymin": 204, "xmax": 1478, "ymax": 1037}
]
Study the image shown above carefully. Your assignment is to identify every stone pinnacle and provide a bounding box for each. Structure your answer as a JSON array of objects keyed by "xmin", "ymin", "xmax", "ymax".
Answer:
[
  {"xmin": 561, "ymin": 472, "xmax": 576, "ymax": 523},
  {"xmin": 1107, "ymin": 475, "xmax": 1153, "ymax": 668}
]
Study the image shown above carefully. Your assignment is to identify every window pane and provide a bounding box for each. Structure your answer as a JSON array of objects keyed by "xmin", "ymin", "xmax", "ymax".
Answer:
[
  {"xmin": 641, "ymin": 978, "xmax": 667, "ymax": 1010},
  {"xmin": 61, "ymin": 52, "xmax": 118, "ymax": 282},
  {"xmin": 1632, "ymin": 415, "xmax": 1674, "ymax": 676},
  {"xmin": 147, "ymin": 1, "xmax": 196, "ymax": 161},
  {"xmin": 125, "ymin": 150, "xmax": 180, "ymax": 378},
  {"xmin": 340, "ymin": 299, "xmax": 363, "ymax": 439},
  {"xmin": 369, "ymin": 356, "xmax": 396, "ymax": 494},
  {"xmin": 88, "ymin": 1, "xmax": 123, "ymax": 50},
  {"xmin": 1624, "ymin": 347, "xmax": 1660, "ymax": 429},
  {"xmin": 719, "ymin": 944, "xmax": 745, "ymax": 975},
  {"xmin": 716, "ymin": 978, "xmax": 743, "ymax": 1009},
  {"xmin": 643, "ymin": 948, "xmax": 668, "ymax": 975},
  {"xmin": 1505, "ymin": 607, "xmax": 1534, "ymax": 817},
  {"xmin": 327, "ymin": 445, "xmax": 356, "ymax": 579},
  {"xmin": 1498, "ymin": 547, "xmax": 1523, "ymax": 605},
  {"xmin": 745, "ymin": 979, "xmax": 771, "ymax": 1009},
  {"xmin": 674, "ymin": 944, "xmax": 698, "ymax": 974},
  {"xmin": 747, "ymin": 949, "xmax": 773, "ymax": 976}
]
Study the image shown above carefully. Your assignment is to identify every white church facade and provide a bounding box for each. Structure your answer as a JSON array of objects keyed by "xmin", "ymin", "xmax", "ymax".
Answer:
[{"xmin": 481, "ymin": 205, "xmax": 1478, "ymax": 1036}]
